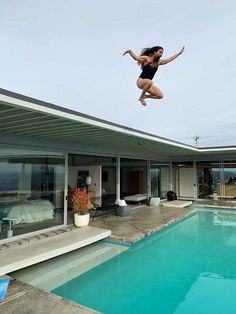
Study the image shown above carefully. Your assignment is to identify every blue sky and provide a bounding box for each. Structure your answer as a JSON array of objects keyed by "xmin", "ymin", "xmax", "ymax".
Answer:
[{"xmin": 1, "ymin": 0, "xmax": 236, "ymax": 147}]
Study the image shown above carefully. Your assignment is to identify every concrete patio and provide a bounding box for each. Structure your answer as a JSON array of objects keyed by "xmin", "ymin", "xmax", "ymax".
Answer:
[{"xmin": 90, "ymin": 203, "xmax": 196, "ymax": 244}]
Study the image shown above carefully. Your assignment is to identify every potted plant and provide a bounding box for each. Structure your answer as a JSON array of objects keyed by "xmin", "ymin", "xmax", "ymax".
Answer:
[{"xmin": 72, "ymin": 187, "xmax": 91, "ymax": 227}]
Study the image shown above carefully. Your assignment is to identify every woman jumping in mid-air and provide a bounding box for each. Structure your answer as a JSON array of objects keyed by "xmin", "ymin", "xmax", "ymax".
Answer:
[{"xmin": 123, "ymin": 45, "xmax": 185, "ymax": 106}]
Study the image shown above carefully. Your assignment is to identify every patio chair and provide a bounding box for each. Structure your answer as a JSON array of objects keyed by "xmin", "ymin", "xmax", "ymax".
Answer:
[{"xmin": 90, "ymin": 197, "xmax": 118, "ymax": 222}]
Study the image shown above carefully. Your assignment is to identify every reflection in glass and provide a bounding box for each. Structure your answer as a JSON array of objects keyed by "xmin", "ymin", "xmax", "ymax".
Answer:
[
  {"xmin": 0, "ymin": 149, "xmax": 65, "ymax": 240},
  {"xmin": 150, "ymin": 164, "xmax": 170, "ymax": 199},
  {"xmin": 223, "ymin": 164, "xmax": 236, "ymax": 197},
  {"xmin": 197, "ymin": 163, "xmax": 221, "ymax": 198}
]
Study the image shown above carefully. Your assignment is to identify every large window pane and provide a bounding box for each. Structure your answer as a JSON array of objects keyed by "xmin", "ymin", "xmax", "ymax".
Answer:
[
  {"xmin": 68, "ymin": 154, "xmax": 117, "ymax": 207},
  {"xmin": 150, "ymin": 167, "xmax": 159, "ymax": 197},
  {"xmin": 197, "ymin": 162, "xmax": 221, "ymax": 198},
  {"xmin": 0, "ymin": 148, "xmax": 65, "ymax": 240},
  {"xmin": 223, "ymin": 163, "xmax": 236, "ymax": 197},
  {"xmin": 150, "ymin": 163, "xmax": 170, "ymax": 199}
]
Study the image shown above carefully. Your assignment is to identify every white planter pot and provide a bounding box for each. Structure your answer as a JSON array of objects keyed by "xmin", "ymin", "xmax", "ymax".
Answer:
[
  {"xmin": 150, "ymin": 197, "xmax": 161, "ymax": 207},
  {"xmin": 74, "ymin": 213, "xmax": 90, "ymax": 227}
]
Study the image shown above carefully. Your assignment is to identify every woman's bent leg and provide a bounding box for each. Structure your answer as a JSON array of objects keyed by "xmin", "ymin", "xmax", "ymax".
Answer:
[
  {"xmin": 145, "ymin": 85, "xmax": 164, "ymax": 100},
  {"xmin": 136, "ymin": 78, "xmax": 153, "ymax": 106}
]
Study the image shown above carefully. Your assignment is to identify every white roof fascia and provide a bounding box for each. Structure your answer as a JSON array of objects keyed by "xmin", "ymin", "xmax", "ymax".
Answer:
[
  {"xmin": 2, "ymin": 92, "xmax": 236, "ymax": 155},
  {"xmin": 200, "ymin": 147, "xmax": 236, "ymax": 152},
  {"xmin": 0, "ymin": 93, "xmax": 199, "ymax": 152}
]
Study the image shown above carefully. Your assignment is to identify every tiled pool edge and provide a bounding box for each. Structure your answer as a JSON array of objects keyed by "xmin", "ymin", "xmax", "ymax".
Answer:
[
  {"xmin": 103, "ymin": 238, "xmax": 133, "ymax": 247},
  {"xmin": 191, "ymin": 204, "xmax": 236, "ymax": 210}
]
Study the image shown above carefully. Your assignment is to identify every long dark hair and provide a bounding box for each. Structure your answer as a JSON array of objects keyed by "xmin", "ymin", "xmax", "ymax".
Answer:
[{"xmin": 139, "ymin": 46, "xmax": 163, "ymax": 68}]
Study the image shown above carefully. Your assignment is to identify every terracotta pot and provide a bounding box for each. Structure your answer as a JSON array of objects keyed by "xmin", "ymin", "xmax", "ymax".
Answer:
[{"xmin": 74, "ymin": 213, "xmax": 90, "ymax": 227}]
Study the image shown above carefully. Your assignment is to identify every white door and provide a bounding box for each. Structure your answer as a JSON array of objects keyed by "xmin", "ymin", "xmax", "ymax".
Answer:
[{"xmin": 178, "ymin": 168, "xmax": 195, "ymax": 198}]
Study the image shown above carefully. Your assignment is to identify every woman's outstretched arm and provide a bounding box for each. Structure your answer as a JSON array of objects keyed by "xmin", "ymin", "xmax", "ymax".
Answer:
[
  {"xmin": 123, "ymin": 49, "xmax": 146, "ymax": 63},
  {"xmin": 159, "ymin": 46, "xmax": 185, "ymax": 65}
]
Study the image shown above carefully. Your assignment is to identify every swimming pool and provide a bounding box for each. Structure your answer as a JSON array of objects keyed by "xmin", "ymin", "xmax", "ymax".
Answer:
[{"xmin": 13, "ymin": 209, "xmax": 236, "ymax": 314}]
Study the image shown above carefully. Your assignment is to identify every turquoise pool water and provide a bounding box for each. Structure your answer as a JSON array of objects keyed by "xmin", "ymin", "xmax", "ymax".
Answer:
[{"xmin": 52, "ymin": 210, "xmax": 236, "ymax": 314}]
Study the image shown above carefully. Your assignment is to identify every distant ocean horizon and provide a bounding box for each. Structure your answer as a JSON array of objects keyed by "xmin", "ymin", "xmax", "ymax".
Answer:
[{"xmin": 0, "ymin": 171, "xmax": 18, "ymax": 191}]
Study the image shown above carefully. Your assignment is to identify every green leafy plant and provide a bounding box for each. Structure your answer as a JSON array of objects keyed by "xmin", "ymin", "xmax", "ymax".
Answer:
[{"xmin": 72, "ymin": 187, "xmax": 91, "ymax": 215}]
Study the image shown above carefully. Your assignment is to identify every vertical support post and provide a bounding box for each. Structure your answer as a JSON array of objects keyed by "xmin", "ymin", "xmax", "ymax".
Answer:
[
  {"xmin": 169, "ymin": 161, "xmax": 173, "ymax": 191},
  {"xmin": 64, "ymin": 153, "xmax": 68, "ymax": 226},
  {"xmin": 116, "ymin": 156, "xmax": 120, "ymax": 201},
  {"xmin": 193, "ymin": 161, "xmax": 197, "ymax": 200},
  {"xmin": 147, "ymin": 160, "xmax": 151, "ymax": 199},
  {"xmin": 220, "ymin": 161, "xmax": 225, "ymax": 196}
]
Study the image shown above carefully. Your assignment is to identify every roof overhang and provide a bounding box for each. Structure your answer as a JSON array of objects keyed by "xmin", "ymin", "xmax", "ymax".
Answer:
[{"xmin": 0, "ymin": 88, "xmax": 236, "ymax": 160}]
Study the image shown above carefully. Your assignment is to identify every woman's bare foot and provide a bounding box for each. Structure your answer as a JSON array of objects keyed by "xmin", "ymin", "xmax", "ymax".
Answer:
[{"xmin": 139, "ymin": 98, "xmax": 147, "ymax": 106}]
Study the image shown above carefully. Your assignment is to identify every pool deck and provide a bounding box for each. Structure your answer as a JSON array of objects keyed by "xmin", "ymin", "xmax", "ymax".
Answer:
[
  {"xmin": 1, "ymin": 201, "xmax": 234, "ymax": 313},
  {"xmin": 0, "ymin": 277, "xmax": 101, "ymax": 314},
  {"xmin": 90, "ymin": 203, "xmax": 196, "ymax": 244}
]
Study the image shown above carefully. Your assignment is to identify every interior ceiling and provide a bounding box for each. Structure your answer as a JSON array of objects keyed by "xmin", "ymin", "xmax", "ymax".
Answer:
[{"xmin": 0, "ymin": 90, "xmax": 236, "ymax": 161}]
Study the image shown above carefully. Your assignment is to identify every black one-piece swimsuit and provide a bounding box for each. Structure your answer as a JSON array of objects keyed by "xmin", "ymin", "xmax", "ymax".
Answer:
[{"xmin": 139, "ymin": 63, "xmax": 158, "ymax": 80}]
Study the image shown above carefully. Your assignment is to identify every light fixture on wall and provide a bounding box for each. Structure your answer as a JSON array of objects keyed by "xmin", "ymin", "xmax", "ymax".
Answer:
[{"xmin": 86, "ymin": 176, "xmax": 92, "ymax": 185}]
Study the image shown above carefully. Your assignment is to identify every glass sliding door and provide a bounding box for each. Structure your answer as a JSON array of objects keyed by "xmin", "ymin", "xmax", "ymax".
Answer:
[
  {"xmin": 171, "ymin": 161, "xmax": 236, "ymax": 200},
  {"xmin": 197, "ymin": 165, "xmax": 212, "ymax": 198},
  {"xmin": 223, "ymin": 162, "xmax": 236, "ymax": 197},
  {"xmin": 68, "ymin": 154, "xmax": 117, "ymax": 210},
  {"xmin": 196, "ymin": 162, "xmax": 222, "ymax": 199},
  {"xmin": 150, "ymin": 163, "xmax": 170, "ymax": 199},
  {"xmin": 0, "ymin": 147, "xmax": 65, "ymax": 240},
  {"xmin": 150, "ymin": 167, "xmax": 159, "ymax": 197},
  {"xmin": 160, "ymin": 166, "xmax": 171, "ymax": 198}
]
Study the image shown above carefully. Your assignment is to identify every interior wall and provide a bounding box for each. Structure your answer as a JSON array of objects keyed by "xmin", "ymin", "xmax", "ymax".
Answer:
[
  {"xmin": 102, "ymin": 167, "xmax": 116, "ymax": 195},
  {"xmin": 68, "ymin": 165, "xmax": 101, "ymax": 197},
  {"xmin": 121, "ymin": 166, "xmax": 147, "ymax": 196}
]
